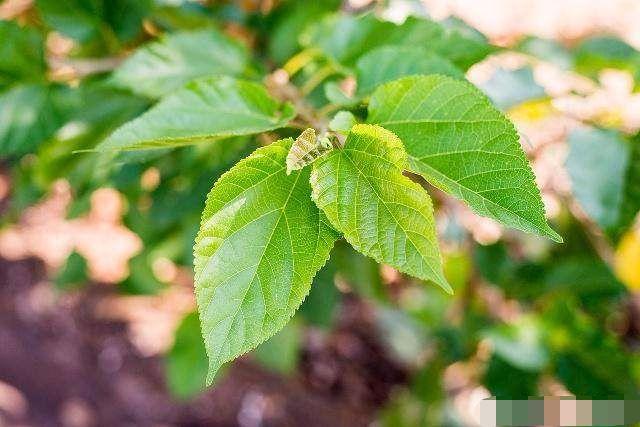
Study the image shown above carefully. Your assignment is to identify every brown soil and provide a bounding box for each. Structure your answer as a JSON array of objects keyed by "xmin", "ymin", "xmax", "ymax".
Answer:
[{"xmin": 0, "ymin": 258, "xmax": 406, "ymax": 427}]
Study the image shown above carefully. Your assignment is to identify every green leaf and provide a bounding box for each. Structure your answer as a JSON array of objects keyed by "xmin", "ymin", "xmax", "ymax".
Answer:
[
  {"xmin": 118, "ymin": 251, "xmax": 164, "ymax": 295},
  {"xmin": 483, "ymin": 354, "xmax": 540, "ymax": 399},
  {"xmin": 299, "ymin": 258, "xmax": 339, "ymax": 328},
  {"xmin": 0, "ymin": 20, "xmax": 46, "ymax": 86},
  {"xmin": 36, "ymin": 0, "xmax": 101, "ymax": 41},
  {"xmin": 30, "ymin": 85, "xmax": 148, "ymax": 189},
  {"xmin": 544, "ymin": 301, "xmax": 637, "ymax": 398},
  {"xmin": 55, "ymin": 251, "xmax": 88, "ymax": 291},
  {"xmin": 165, "ymin": 312, "xmax": 210, "ymax": 399},
  {"xmin": 368, "ymin": 75, "xmax": 561, "ymax": 243},
  {"xmin": 329, "ymin": 111, "xmax": 357, "ymax": 134},
  {"xmin": 0, "ymin": 84, "xmax": 64, "ymax": 157},
  {"xmin": 437, "ymin": 16, "xmax": 496, "ymax": 70},
  {"xmin": 332, "ymin": 241, "xmax": 385, "ymax": 300},
  {"xmin": 323, "ymin": 81, "xmax": 358, "ymax": 107},
  {"xmin": 544, "ymin": 257, "xmax": 625, "ymax": 299},
  {"xmin": 110, "ymin": 28, "xmax": 251, "ymax": 99},
  {"xmin": 150, "ymin": 4, "xmax": 217, "ymax": 32},
  {"xmin": 573, "ymin": 36, "xmax": 640, "ymax": 80},
  {"xmin": 267, "ymin": 0, "xmax": 340, "ymax": 65},
  {"xmin": 102, "ymin": 0, "xmax": 153, "ymax": 42},
  {"xmin": 566, "ymin": 128, "xmax": 630, "ymax": 234},
  {"xmin": 310, "ymin": 124, "xmax": 450, "ymax": 292},
  {"xmin": 304, "ymin": 14, "xmax": 493, "ymax": 69},
  {"xmin": 253, "ymin": 320, "xmax": 302, "ymax": 374},
  {"xmin": 193, "ymin": 139, "xmax": 339, "ymax": 382},
  {"xmin": 375, "ymin": 307, "xmax": 429, "ymax": 366},
  {"xmin": 567, "ymin": 130, "xmax": 640, "ymax": 241},
  {"xmin": 35, "ymin": 0, "xmax": 151, "ymax": 43},
  {"xmin": 517, "ymin": 37, "xmax": 573, "ymax": 70},
  {"xmin": 483, "ymin": 316, "xmax": 548, "ymax": 371},
  {"xmin": 356, "ymin": 46, "xmax": 463, "ymax": 97},
  {"xmin": 479, "ymin": 67, "xmax": 546, "ymax": 110},
  {"xmin": 97, "ymin": 77, "xmax": 295, "ymax": 151},
  {"xmin": 616, "ymin": 136, "xmax": 640, "ymax": 239}
]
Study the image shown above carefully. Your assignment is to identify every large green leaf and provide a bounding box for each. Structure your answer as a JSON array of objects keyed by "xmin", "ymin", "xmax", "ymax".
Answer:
[
  {"xmin": 311, "ymin": 124, "xmax": 450, "ymax": 292},
  {"xmin": 0, "ymin": 84, "xmax": 64, "ymax": 157},
  {"xmin": 566, "ymin": 128, "xmax": 638, "ymax": 238},
  {"xmin": 97, "ymin": 77, "xmax": 295, "ymax": 151},
  {"xmin": 193, "ymin": 139, "xmax": 339, "ymax": 382},
  {"xmin": 29, "ymin": 84, "xmax": 148, "ymax": 189},
  {"xmin": 110, "ymin": 28, "xmax": 251, "ymax": 98},
  {"xmin": 356, "ymin": 46, "xmax": 463, "ymax": 97},
  {"xmin": 368, "ymin": 75, "xmax": 561, "ymax": 242},
  {"xmin": 0, "ymin": 20, "xmax": 46, "ymax": 87},
  {"xmin": 304, "ymin": 14, "xmax": 493, "ymax": 69}
]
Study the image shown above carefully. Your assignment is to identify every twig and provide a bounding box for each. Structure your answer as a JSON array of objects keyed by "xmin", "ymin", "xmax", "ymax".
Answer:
[
  {"xmin": 264, "ymin": 71, "xmax": 329, "ymax": 132},
  {"xmin": 48, "ymin": 56, "xmax": 124, "ymax": 82}
]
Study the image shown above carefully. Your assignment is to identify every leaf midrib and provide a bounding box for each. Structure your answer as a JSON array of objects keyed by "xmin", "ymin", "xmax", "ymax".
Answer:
[
  {"xmin": 206, "ymin": 171, "xmax": 302, "ymax": 371},
  {"xmin": 101, "ymin": 116, "xmax": 289, "ymax": 151},
  {"xmin": 409, "ymin": 155, "xmax": 558, "ymax": 240},
  {"xmin": 339, "ymin": 147, "xmax": 446, "ymax": 288}
]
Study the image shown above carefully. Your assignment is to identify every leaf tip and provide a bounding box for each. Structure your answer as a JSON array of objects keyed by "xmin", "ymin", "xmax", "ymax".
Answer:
[
  {"xmin": 438, "ymin": 278, "xmax": 454, "ymax": 295},
  {"xmin": 547, "ymin": 229, "xmax": 563, "ymax": 244},
  {"xmin": 205, "ymin": 369, "xmax": 217, "ymax": 387}
]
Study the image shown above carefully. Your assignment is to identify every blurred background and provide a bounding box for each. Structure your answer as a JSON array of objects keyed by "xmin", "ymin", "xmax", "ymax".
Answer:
[{"xmin": 1, "ymin": 0, "xmax": 640, "ymax": 426}]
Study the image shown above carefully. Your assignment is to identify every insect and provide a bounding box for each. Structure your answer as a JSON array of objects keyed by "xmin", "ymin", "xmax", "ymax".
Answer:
[{"xmin": 286, "ymin": 128, "xmax": 335, "ymax": 175}]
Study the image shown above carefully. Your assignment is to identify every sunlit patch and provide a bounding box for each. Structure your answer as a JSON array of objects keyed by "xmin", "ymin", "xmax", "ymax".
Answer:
[
  {"xmin": 0, "ymin": 183, "xmax": 142, "ymax": 283},
  {"xmin": 615, "ymin": 228, "xmax": 640, "ymax": 290}
]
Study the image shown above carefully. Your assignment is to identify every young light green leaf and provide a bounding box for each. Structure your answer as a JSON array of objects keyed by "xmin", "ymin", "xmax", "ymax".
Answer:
[
  {"xmin": 356, "ymin": 46, "xmax": 463, "ymax": 97},
  {"xmin": 194, "ymin": 139, "xmax": 339, "ymax": 382},
  {"xmin": 286, "ymin": 128, "xmax": 333, "ymax": 175},
  {"xmin": 323, "ymin": 81, "xmax": 358, "ymax": 107},
  {"xmin": 310, "ymin": 124, "xmax": 451, "ymax": 292},
  {"xmin": 110, "ymin": 28, "xmax": 250, "ymax": 98},
  {"xmin": 97, "ymin": 76, "xmax": 295, "ymax": 151},
  {"xmin": 368, "ymin": 75, "xmax": 561, "ymax": 243},
  {"xmin": 329, "ymin": 111, "xmax": 357, "ymax": 134}
]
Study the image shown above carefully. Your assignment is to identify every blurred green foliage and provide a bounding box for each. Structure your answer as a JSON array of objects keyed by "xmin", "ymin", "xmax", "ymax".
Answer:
[{"xmin": 1, "ymin": 0, "xmax": 639, "ymax": 423}]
